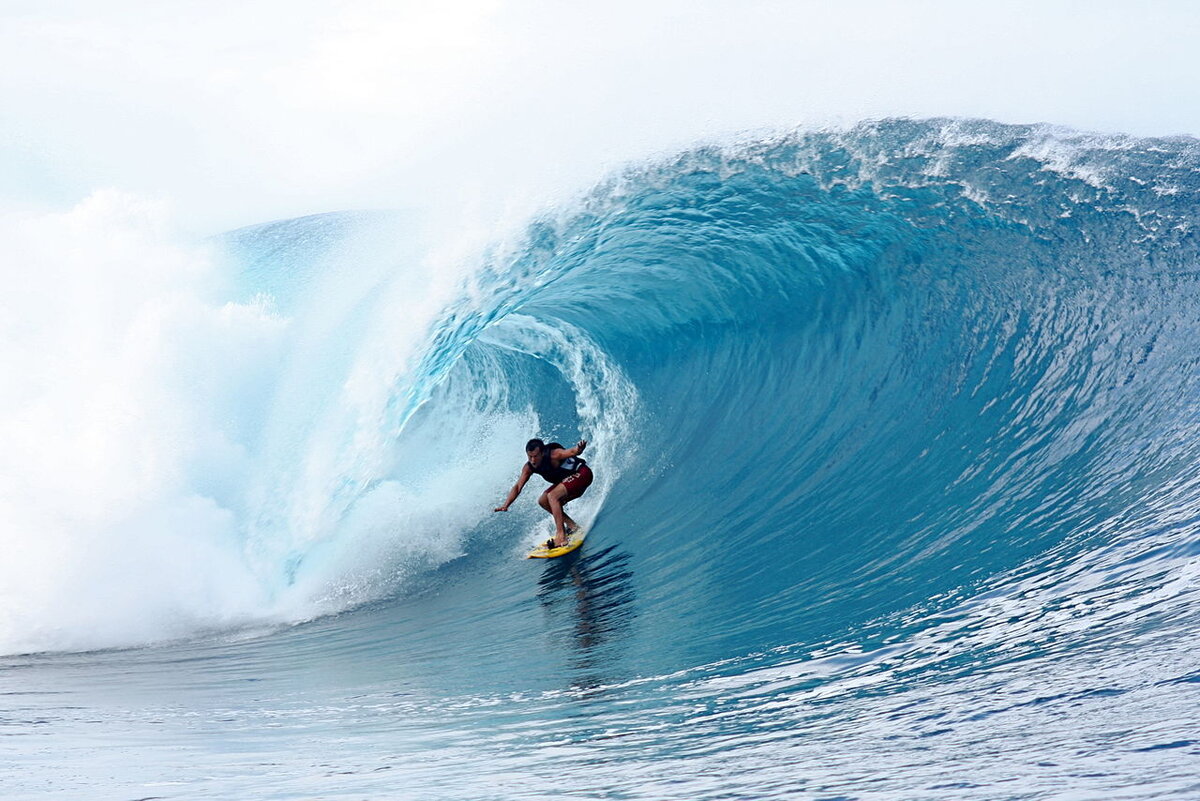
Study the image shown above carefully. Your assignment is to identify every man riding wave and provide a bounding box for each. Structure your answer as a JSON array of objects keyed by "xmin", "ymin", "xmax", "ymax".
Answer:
[{"xmin": 495, "ymin": 438, "xmax": 592, "ymax": 548}]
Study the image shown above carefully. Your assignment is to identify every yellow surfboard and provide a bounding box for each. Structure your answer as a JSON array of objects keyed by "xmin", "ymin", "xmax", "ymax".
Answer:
[{"xmin": 526, "ymin": 527, "xmax": 587, "ymax": 559}]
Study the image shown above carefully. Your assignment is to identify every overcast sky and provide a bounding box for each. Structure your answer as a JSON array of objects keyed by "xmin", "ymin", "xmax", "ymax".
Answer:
[{"xmin": 3, "ymin": 0, "xmax": 1198, "ymax": 233}]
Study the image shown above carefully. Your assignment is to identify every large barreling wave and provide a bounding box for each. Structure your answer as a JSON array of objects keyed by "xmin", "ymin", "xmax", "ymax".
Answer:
[{"xmin": 7, "ymin": 117, "xmax": 1200, "ymax": 797}]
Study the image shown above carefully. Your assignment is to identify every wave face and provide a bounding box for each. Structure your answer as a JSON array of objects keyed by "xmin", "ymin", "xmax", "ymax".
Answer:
[{"xmin": 7, "ymin": 119, "xmax": 1200, "ymax": 799}]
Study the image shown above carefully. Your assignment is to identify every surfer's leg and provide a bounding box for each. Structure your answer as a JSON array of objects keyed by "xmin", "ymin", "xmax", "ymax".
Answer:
[
  {"xmin": 554, "ymin": 467, "xmax": 590, "ymax": 534},
  {"xmin": 545, "ymin": 484, "xmax": 572, "ymax": 546},
  {"xmin": 538, "ymin": 490, "xmax": 579, "ymax": 536}
]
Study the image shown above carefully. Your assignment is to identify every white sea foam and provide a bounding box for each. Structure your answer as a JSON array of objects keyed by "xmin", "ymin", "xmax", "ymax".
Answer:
[{"xmin": 0, "ymin": 191, "xmax": 280, "ymax": 653}]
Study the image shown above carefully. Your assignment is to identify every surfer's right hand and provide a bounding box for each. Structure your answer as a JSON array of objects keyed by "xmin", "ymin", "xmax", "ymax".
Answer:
[{"xmin": 494, "ymin": 505, "xmax": 509, "ymax": 512}]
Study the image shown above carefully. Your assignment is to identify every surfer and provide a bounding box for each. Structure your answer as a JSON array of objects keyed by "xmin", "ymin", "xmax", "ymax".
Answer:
[{"xmin": 494, "ymin": 438, "xmax": 592, "ymax": 548}]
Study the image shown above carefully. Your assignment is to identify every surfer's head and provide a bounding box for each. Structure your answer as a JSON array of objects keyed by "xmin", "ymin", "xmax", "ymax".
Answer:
[{"xmin": 526, "ymin": 438, "xmax": 545, "ymax": 464}]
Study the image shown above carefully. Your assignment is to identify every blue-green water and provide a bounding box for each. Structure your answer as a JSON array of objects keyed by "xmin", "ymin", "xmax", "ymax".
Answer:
[{"xmin": 5, "ymin": 119, "xmax": 1200, "ymax": 799}]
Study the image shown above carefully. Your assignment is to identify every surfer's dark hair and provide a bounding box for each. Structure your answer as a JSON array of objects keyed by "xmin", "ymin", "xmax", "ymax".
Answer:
[{"xmin": 525, "ymin": 438, "xmax": 545, "ymax": 453}]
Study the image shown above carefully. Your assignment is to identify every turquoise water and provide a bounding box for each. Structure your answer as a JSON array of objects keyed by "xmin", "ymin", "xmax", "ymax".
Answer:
[{"xmin": 5, "ymin": 119, "xmax": 1200, "ymax": 799}]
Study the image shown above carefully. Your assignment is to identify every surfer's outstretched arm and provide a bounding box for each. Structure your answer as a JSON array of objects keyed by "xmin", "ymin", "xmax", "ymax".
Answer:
[
  {"xmin": 550, "ymin": 439, "xmax": 588, "ymax": 460},
  {"xmin": 495, "ymin": 463, "xmax": 533, "ymax": 512}
]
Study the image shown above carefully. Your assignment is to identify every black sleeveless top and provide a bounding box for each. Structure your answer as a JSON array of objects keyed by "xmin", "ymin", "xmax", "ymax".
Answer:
[{"xmin": 530, "ymin": 442, "xmax": 587, "ymax": 484}]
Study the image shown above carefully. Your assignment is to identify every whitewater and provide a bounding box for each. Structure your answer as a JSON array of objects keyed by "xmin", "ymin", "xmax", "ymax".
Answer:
[{"xmin": 4, "ymin": 118, "xmax": 1200, "ymax": 799}]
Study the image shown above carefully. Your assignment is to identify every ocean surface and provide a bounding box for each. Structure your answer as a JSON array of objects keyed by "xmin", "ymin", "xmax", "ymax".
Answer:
[{"xmin": 5, "ymin": 118, "xmax": 1200, "ymax": 799}]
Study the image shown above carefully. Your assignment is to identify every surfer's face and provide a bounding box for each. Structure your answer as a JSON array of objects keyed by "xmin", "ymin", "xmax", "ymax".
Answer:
[{"xmin": 527, "ymin": 448, "xmax": 542, "ymax": 466}]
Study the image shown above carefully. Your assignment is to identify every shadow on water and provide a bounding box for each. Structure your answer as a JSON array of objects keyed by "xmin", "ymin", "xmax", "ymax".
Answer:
[{"xmin": 535, "ymin": 543, "xmax": 638, "ymax": 690}]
